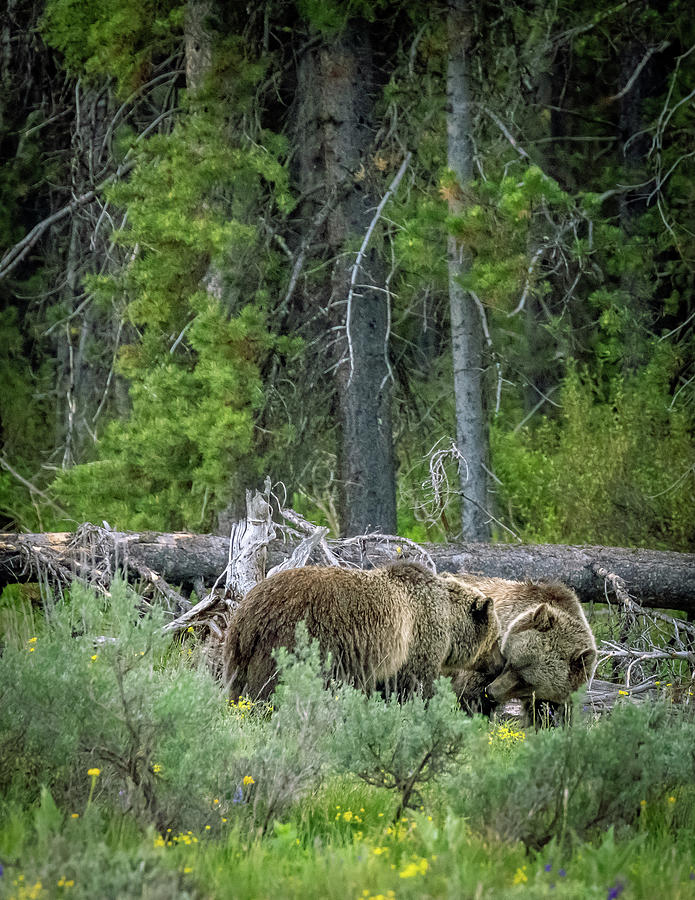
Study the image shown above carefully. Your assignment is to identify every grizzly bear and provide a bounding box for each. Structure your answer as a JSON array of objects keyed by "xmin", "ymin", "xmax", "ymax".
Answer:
[
  {"xmin": 449, "ymin": 576, "xmax": 597, "ymax": 724},
  {"xmin": 222, "ymin": 562, "xmax": 500, "ymax": 702}
]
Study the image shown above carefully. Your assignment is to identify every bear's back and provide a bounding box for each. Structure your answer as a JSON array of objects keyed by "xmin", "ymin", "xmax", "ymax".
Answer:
[
  {"xmin": 454, "ymin": 575, "xmax": 587, "ymax": 634},
  {"xmin": 224, "ymin": 565, "xmax": 430, "ymax": 698}
]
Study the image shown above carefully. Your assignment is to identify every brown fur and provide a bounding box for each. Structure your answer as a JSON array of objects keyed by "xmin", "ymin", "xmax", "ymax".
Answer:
[
  {"xmin": 449, "ymin": 576, "xmax": 597, "ymax": 722},
  {"xmin": 222, "ymin": 563, "xmax": 499, "ymax": 702}
]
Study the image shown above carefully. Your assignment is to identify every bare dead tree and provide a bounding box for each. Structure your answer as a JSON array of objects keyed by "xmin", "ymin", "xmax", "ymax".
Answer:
[{"xmin": 446, "ymin": 0, "xmax": 490, "ymax": 540}]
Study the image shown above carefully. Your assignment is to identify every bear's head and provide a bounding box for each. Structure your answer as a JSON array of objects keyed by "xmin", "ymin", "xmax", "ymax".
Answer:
[{"xmin": 487, "ymin": 603, "xmax": 596, "ymax": 705}]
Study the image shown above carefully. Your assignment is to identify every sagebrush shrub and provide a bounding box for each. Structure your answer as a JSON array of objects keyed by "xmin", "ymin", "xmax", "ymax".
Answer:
[
  {"xmin": 450, "ymin": 701, "xmax": 695, "ymax": 848},
  {"xmin": 334, "ymin": 677, "xmax": 486, "ymax": 819},
  {"xmin": 0, "ymin": 582, "xmax": 256, "ymax": 830},
  {"xmin": 235, "ymin": 624, "xmax": 342, "ymax": 833}
]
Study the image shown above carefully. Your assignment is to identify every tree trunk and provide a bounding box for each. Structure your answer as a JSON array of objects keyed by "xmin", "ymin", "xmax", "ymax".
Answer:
[
  {"xmin": 55, "ymin": 83, "xmax": 116, "ymax": 468},
  {"xmin": 447, "ymin": 0, "xmax": 489, "ymax": 540},
  {"xmin": 2, "ymin": 530, "xmax": 694, "ymax": 613},
  {"xmin": 293, "ymin": 23, "xmax": 396, "ymax": 537},
  {"xmin": 184, "ymin": 0, "xmax": 214, "ymax": 94}
]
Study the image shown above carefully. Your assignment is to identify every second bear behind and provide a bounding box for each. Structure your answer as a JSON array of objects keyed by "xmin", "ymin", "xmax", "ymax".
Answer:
[
  {"xmin": 223, "ymin": 562, "xmax": 501, "ymax": 702},
  {"xmin": 451, "ymin": 576, "xmax": 597, "ymax": 724}
]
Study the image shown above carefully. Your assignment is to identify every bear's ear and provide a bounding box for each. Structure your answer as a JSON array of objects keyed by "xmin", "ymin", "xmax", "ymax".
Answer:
[
  {"xmin": 570, "ymin": 647, "xmax": 595, "ymax": 676},
  {"xmin": 472, "ymin": 595, "xmax": 493, "ymax": 616},
  {"xmin": 529, "ymin": 603, "xmax": 556, "ymax": 632}
]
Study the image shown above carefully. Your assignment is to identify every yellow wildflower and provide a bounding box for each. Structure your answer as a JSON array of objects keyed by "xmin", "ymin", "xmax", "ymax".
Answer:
[
  {"xmin": 90, "ymin": 654, "xmax": 98, "ymax": 661},
  {"xmin": 243, "ymin": 775, "xmax": 255, "ymax": 786},
  {"xmin": 153, "ymin": 763, "xmax": 162, "ymax": 774},
  {"xmin": 399, "ymin": 857, "xmax": 428, "ymax": 878},
  {"xmin": 618, "ymin": 690, "xmax": 629, "ymax": 696},
  {"xmin": 489, "ymin": 722, "xmax": 526, "ymax": 746},
  {"xmin": 28, "ymin": 637, "xmax": 37, "ymax": 643},
  {"xmin": 87, "ymin": 768, "xmax": 100, "ymax": 777},
  {"xmin": 513, "ymin": 866, "xmax": 528, "ymax": 884},
  {"xmin": 71, "ymin": 813, "xmax": 79, "ymax": 819}
]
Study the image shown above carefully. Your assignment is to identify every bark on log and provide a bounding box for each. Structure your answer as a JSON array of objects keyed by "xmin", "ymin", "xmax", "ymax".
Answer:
[{"xmin": 0, "ymin": 531, "xmax": 694, "ymax": 613}]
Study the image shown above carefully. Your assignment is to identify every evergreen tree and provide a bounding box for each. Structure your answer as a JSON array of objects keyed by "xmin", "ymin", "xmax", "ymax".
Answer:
[{"xmin": 0, "ymin": 0, "xmax": 692, "ymax": 549}]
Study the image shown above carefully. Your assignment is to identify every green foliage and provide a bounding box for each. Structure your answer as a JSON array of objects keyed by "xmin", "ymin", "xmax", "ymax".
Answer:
[
  {"xmin": 492, "ymin": 347, "xmax": 695, "ymax": 549},
  {"xmin": 41, "ymin": 0, "xmax": 185, "ymax": 95},
  {"xmin": 335, "ymin": 678, "xmax": 483, "ymax": 818},
  {"xmin": 0, "ymin": 581, "xmax": 247, "ymax": 831},
  {"xmin": 3, "ymin": 589, "xmax": 695, "ymax": 897},
  {"xmin": 0, "ymin": 309, "xmax": 56, "ymax": 529},
  {"xmin": 0, "ymin": 307, "xmax": 49, "ymax": 474},
  {"xmin": 51, "ymin": 103, "xmax": 298, "ymax": 531},
  {"xmin": 233, "ymin": 625, "xmax": 340, "ymax": 833},
  {"xmin": 452, "ymin": 700, "xmax": 695, "ymax": 850},
  {"xmin": 53, "ymin": 302, "xmax": 295, "ymax": 530},
  {"xmin": 3, "ymin": 0, "xmax": 693, "ymax": 547},
  {"xmin": 448, "ymin": 165, "xmax": 571, "ymax": 310},
  {"xmin": 296, "ymin": 0, "xmax": 392, "ymax": 34}
]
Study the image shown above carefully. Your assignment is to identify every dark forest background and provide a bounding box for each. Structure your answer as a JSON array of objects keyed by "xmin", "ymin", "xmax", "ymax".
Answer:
[{"xmin": 1, "ymin": 0, "xmax": 693, "ymax": 549}]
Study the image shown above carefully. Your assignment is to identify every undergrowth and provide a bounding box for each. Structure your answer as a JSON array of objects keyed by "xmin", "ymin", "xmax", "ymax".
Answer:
[{"xmin": 1, "ymin": 585, "xmax": 695, "ymax": 899}]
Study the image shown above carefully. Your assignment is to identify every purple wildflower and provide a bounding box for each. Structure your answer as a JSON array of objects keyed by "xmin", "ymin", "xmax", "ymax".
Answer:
[
  {"xmin": 607, "ymin": 881, "xmax": 625, "ymax": 900},
  {"xmin": 559, "ymin": 869, "xmax": 566, "ymax": 878},
  {"xmin": 544, "ymin": 863, "xmax": 552, "ymax": 872},
  {"xmin": 232, "ymin": 785, "xmax": 244, "ymax": 804}
]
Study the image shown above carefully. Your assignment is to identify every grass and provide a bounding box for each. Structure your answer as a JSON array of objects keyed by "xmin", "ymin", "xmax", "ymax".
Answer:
[
  {"xmin": 3, "ymin": 792, "xmax": 695, "ymax": 899},
  {"xmin": 1, "ymin": 583, "xmax": 695, "ymax": 899}
]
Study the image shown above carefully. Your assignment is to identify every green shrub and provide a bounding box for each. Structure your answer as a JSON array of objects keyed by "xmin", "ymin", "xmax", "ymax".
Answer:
[
  {"xmin": 450, "ymin": 700, "xmax": 695, "ymax": 849},
  {"xmin": 234, "ymin": 625, "xmax": 341, "ymax": 834},
  {"xmin": 0, "ymin": 581, "xmax": 253, "ymax": 831},
  {"xmin": 492, "ymin": 347, "xmax": 695, "ymax": 550},
  {"xmin": 335, "ymin": 678, "xmax": 485, "ymax": 819}
]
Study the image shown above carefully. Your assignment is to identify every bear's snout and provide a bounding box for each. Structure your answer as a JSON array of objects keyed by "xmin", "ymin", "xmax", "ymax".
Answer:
[{"xmin": 487, "ymin": 665, "xmax": 526, "ymax": 701}]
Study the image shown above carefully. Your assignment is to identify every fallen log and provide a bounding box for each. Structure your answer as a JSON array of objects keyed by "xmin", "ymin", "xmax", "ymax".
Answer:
[{"xmin": 0, "ymin": 529, "xmax": 694, "ymax": 613}]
